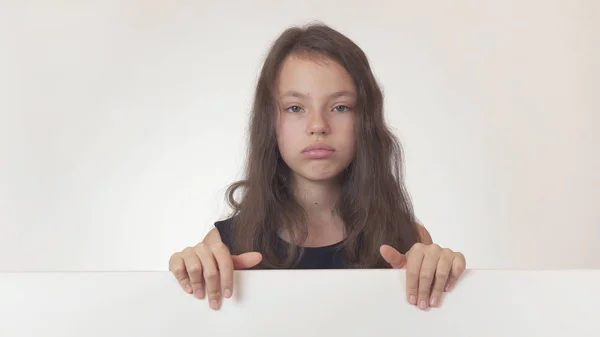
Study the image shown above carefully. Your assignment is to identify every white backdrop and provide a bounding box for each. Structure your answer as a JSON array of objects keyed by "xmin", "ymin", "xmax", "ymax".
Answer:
[{"xmin": 1, "ymin": 0, "xmax": 598, "ymax": 272}]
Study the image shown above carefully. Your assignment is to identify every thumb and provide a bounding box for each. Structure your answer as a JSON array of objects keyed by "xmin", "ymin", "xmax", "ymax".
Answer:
[
  {"xmin": 232, "ymin": 252, "xmax": 263, "ymax": 270},
  {"xmin": 380, "ymin": 244, "xmax": 406, "ymax": 269}
]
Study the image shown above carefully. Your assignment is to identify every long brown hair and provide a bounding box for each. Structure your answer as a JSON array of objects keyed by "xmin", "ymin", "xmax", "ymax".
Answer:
[{"xmin": 223, "ymin": 22, "xmax": 421, "ymax": 268}]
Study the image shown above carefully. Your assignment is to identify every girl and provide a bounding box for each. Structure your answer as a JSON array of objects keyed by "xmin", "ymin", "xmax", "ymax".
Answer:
[{"xmin": 169, "ymin": 22, "xmax": 466, "ymax": 312}]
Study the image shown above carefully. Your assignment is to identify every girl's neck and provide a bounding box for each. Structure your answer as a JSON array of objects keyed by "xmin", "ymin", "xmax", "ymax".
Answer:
[
  {"xmin": 291, "ymin": 174, "xmax": 341, "ymax": 220},
  {"xmin": 278, "ymin": 174, "xmax": 345, "ymax": 247}
]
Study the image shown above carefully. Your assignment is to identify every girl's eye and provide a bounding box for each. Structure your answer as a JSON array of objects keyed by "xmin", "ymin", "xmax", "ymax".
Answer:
[
  {"xmin": 333, "ymin": 105, "xmax": 351, "ymax": 112},
  {"xmin": 286, "ymin": 105, "xmax": 303, "ymax": 113}
]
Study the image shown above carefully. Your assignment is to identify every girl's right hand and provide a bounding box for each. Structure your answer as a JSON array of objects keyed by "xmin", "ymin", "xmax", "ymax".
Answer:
[{"xmin": 169, "ymin": 242, "xmax": 262, "ymax": 310}]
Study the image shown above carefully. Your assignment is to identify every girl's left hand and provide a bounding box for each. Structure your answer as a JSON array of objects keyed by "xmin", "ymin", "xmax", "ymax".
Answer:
[{"xmin": 380, "ymin": 243, "xmax": 466, "ymax": 310}]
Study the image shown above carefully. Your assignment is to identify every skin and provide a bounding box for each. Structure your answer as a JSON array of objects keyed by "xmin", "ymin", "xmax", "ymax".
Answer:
[
  {"xmin": 169, "ymin": 54, "xmax": 466, "ymax": 311},
  {"xmin": 275, "ymin": 54, "xmax": 356, "ymax": 246}
]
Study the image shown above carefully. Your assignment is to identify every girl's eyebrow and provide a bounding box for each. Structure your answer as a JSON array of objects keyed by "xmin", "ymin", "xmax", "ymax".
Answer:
[{"xmin": 279, "ymin": 90, "xmax": 356, "ymax": 99}]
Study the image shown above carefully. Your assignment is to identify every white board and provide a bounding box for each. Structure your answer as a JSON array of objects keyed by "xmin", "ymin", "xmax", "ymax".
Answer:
[{"xmin": 0, "ymin": 269, "xmax": 598, "ymax": 336}]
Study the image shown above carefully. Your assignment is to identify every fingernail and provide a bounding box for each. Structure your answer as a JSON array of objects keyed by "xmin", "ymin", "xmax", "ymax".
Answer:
[
  {"xmin": 210, "ymin": 300, "xmax": 219, "ymax": 310},
  {"xmin": 430, "ymin": 296, "xmax": 438, "ymax": 307},
  {"xmin": 184, "ymin": 284, "xmax": 192, "ymax": 293},
  {"xmin": 223, "ymin": 289, "xmax": 232, "ymax": 298},
  {"xmin": 409, "ymin": 295, "xmax": 416, "ymax": 305},
  {"xmin": 194, "ymin": 289, "xmax": 204, "ymax": 299},
  {"xmin": 419, "ymin": 300, "xmax": 427, "ymax": 310},
  {"xmin": 445, "ymin": 283, "xmax": 453, "ymax": 291}
]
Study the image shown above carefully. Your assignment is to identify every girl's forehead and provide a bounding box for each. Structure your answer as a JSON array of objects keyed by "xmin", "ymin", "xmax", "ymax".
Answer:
[{"xmin": 276, "ymin": 55, "xmax": 356, "ymax": 98}]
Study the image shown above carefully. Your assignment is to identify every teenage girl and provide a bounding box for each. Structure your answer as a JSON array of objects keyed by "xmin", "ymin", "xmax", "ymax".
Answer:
[{"xmin": 169, "ymin": 23, "xmax": 466, "ymax": 312}]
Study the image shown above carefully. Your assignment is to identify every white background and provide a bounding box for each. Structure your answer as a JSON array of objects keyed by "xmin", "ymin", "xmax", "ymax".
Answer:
[{"xmin": 1, "ymin": 0, "xmax": 598, "ymax": 272}]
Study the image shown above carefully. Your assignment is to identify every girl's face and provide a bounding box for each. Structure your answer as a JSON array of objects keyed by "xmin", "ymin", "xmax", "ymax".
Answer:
[{"xmin": 275, "ymin": 54, "xmax": 357, "ymax": 184}]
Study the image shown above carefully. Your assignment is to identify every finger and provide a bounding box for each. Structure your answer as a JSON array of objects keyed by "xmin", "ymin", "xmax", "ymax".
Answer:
[
  {"xmin": 379, "ymin": 245, "xmax": 407, "ymax": 269},
  {"xmin": 211, "ymin": 243, "xmax": 235, "ymax": 298},
  {"xmin": 405, "ymin": 245, "xmax": 425, "ymax": 306},
  {"xmin": 169, "ymin": 253, "xmax": 192, "ymax": 294},
  {"xmin": 429, "ymin": 249, "xmax": 454, "ymax": 307},
  {"xmin": 181, "ymin": 247, "xmax": 205, "ymax": 299},
  {"xmin": 417, "ymin": 249, "xmax": 441, "ymax": 310},
  {"xmin": 196, "ymin": 244, "xmax": 222, "ymax": 310},
  {"xmin": 445, "ymin": 252, "xmax": 466, "ymax": 291},
  {"xmin": 232, "ymin": 252, "xmax": 263, "ymax": 270}
]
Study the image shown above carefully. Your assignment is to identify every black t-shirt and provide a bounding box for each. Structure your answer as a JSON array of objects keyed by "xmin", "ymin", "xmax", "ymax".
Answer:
[{"xmin": 214, "ymin": 218, "xmax": 347, "ymax": 269}]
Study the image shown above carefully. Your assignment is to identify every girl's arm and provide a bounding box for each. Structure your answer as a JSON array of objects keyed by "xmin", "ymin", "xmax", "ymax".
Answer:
[
  {"xmin": 202, "ymin": 227, "xmax": 224, "ymax": 244},
  {"xmin": 417, "ymin": 224, "xmax": 433, "ymax": 244}
]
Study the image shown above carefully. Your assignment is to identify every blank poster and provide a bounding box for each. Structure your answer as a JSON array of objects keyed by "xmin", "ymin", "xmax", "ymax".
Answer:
[{"xmin": 0, "ymin": 269, "xmax": 598, "ymax": 336}]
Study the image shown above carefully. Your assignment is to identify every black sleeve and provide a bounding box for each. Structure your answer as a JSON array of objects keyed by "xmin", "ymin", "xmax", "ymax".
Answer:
[{"xmin": 214, "ymin": 218, "xmax": 234, "ymax": 251}]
